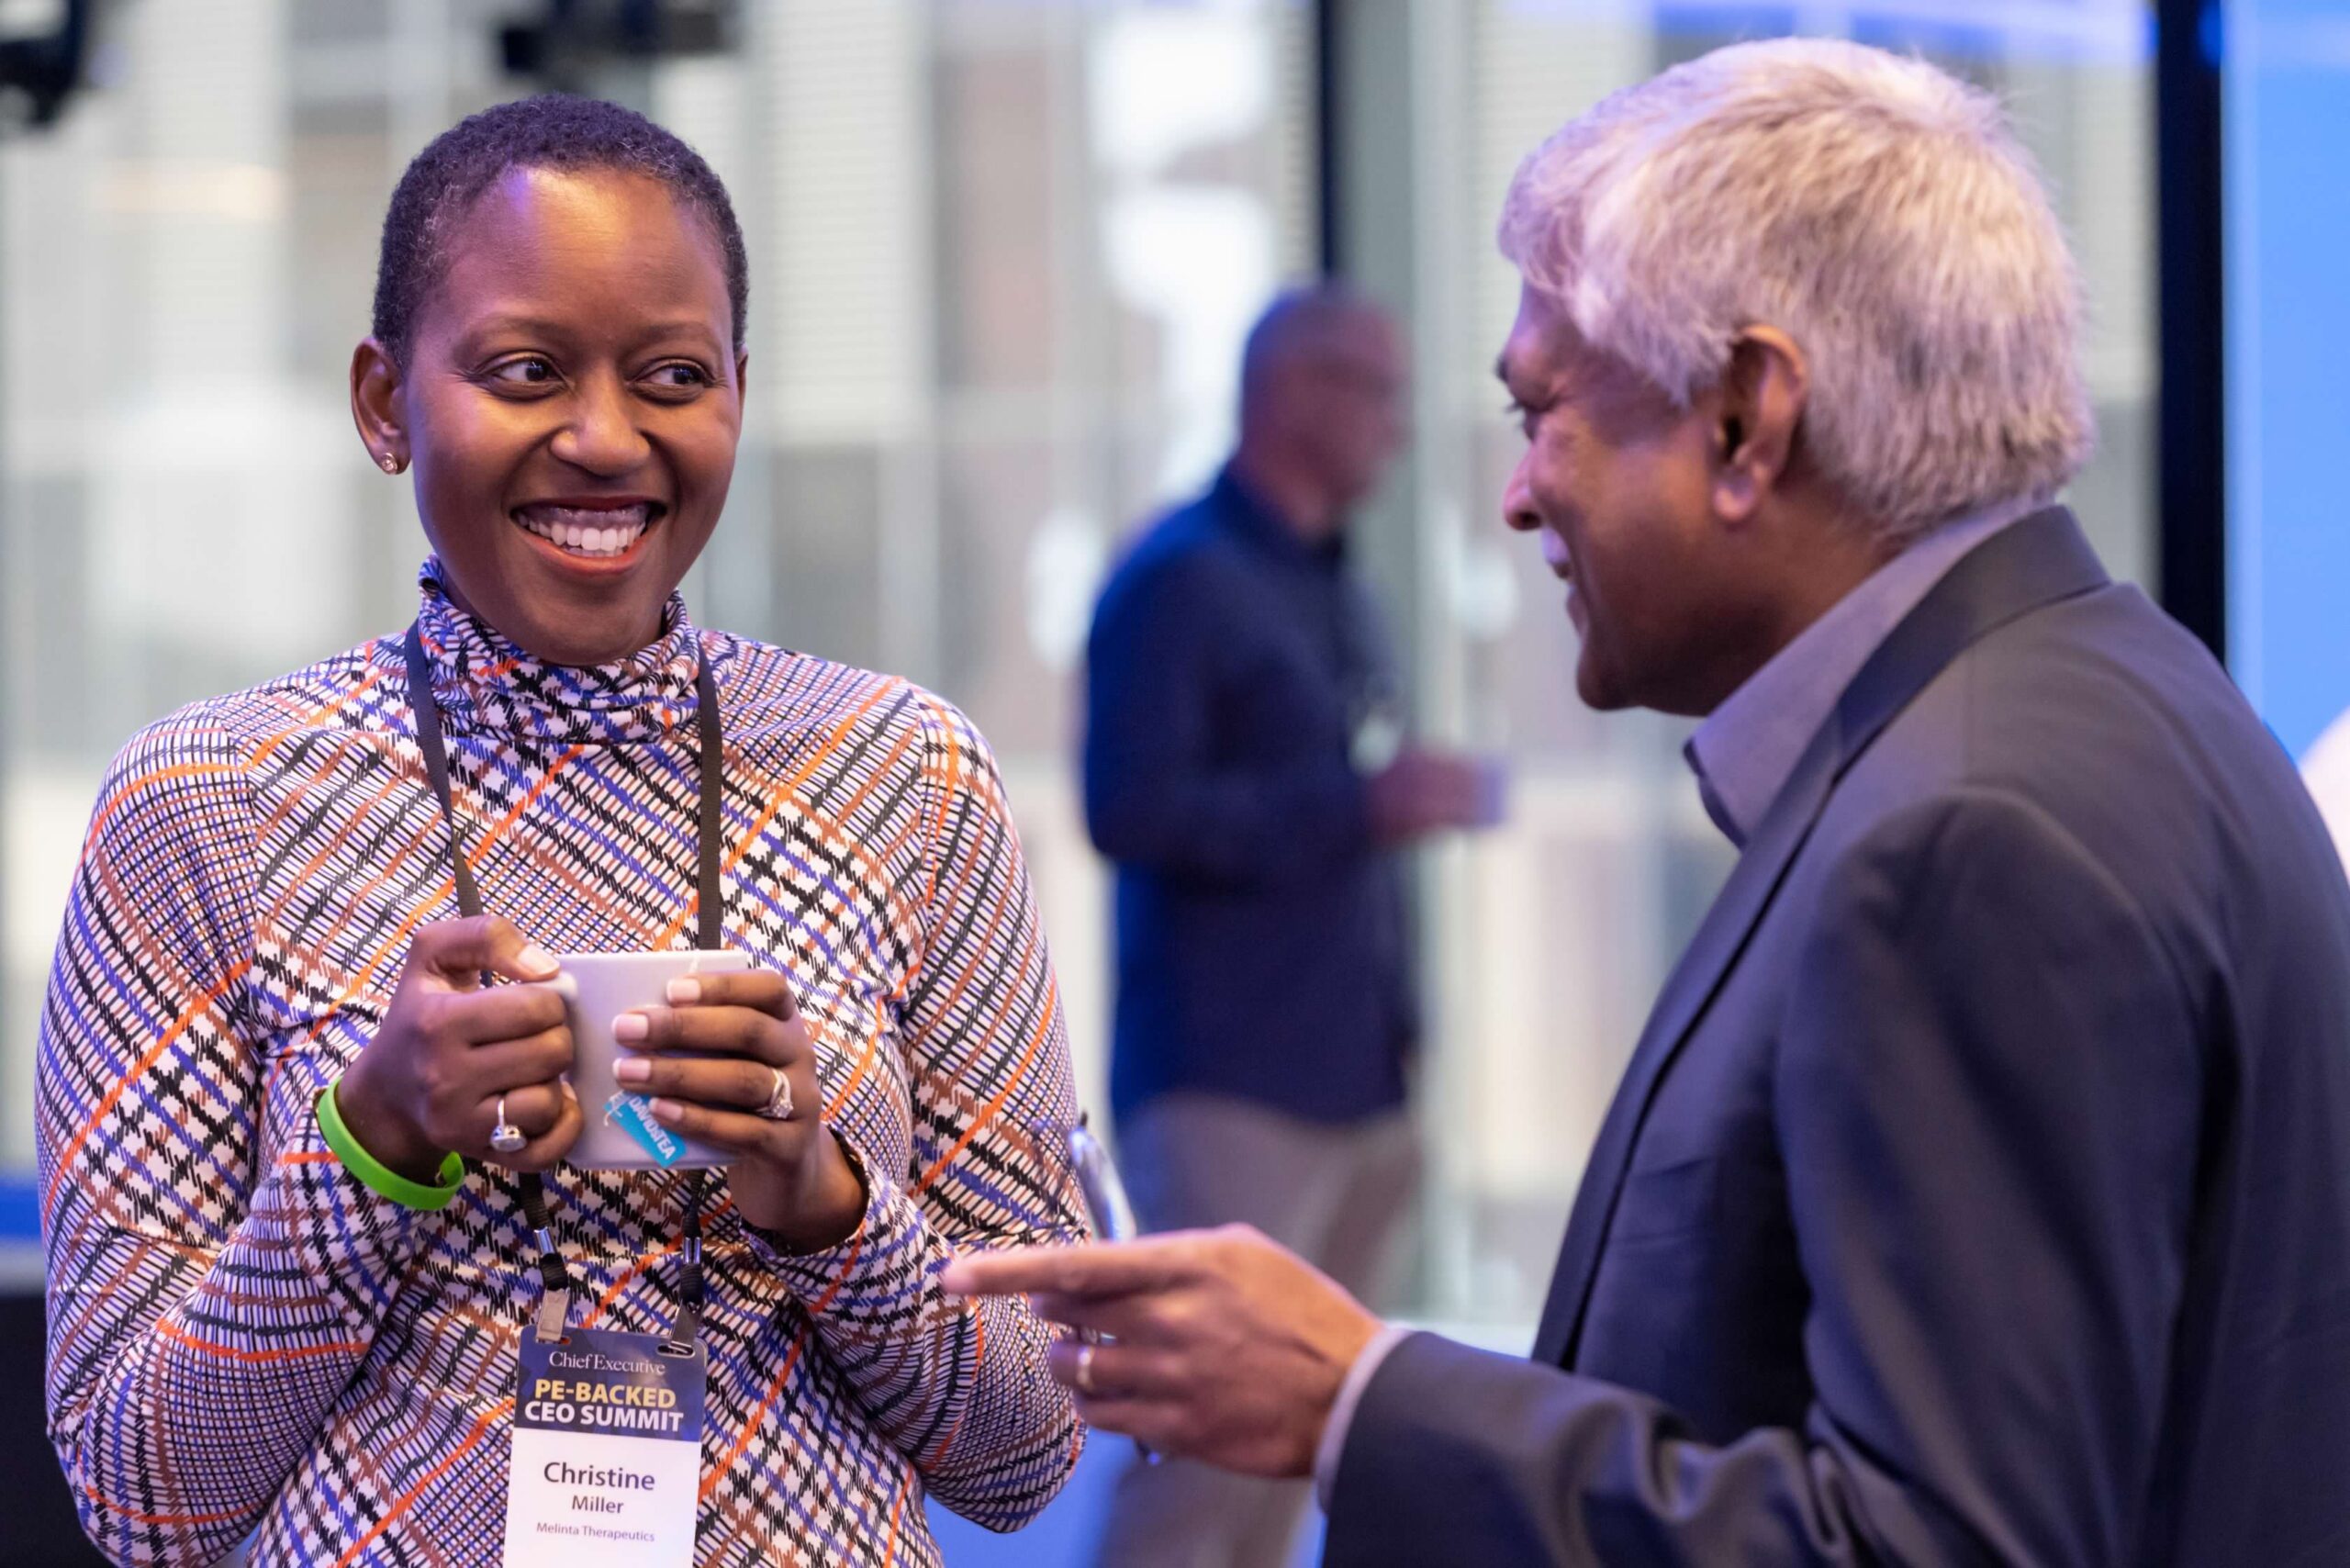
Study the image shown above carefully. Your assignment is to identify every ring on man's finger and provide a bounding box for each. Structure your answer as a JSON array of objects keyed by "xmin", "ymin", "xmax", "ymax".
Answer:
[{"xmin": 489, "ymin": 1094, "xmax": 526, "ymax": 1155}]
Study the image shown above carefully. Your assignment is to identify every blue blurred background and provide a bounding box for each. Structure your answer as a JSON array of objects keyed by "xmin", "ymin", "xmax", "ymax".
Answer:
[{"xmin": 2224, "ymin": 0, "xmax": 2350, "ymax": 756}]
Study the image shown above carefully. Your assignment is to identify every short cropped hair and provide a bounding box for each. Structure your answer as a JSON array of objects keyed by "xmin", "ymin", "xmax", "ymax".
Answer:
[
  {"xmin": 372, "ymin": 94, "xmax": 748, "ymax": 365},
  {"xmin": 1499, "ymin": 39, "xmax": 2093, "ymax": 541}
]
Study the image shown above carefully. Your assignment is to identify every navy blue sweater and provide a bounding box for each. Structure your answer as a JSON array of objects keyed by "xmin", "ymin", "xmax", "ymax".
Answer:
[{"xmin": 1084, "ymin": 467, "xmax": 1416, "ymax": 1126}]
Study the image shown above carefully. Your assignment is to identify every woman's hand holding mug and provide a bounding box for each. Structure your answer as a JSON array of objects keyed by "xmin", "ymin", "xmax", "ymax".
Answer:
[
  {"xmin": 335, "ymin": 914, "xmax": 582, "ymax": 1179},
  {"xmin": 612, "ymin": 969, "xmax": 867, "ymax": 1250}
]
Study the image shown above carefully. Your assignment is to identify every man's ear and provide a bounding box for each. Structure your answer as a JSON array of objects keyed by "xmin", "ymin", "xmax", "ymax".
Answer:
[
  {"xmin": 351, "ymin": 337, "xmax": 408, "ymax": 475},
  {"xmin": 1710, "ymin": 326, "xmax": 1807, "ymax": 526}
]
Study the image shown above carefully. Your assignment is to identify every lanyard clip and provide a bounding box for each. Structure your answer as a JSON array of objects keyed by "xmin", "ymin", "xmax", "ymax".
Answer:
[
  {"xmin": 532, "ymin": 1286, "xmax": 572, "ymax": 1345},
  {"xmin": 661, "ymin": 1196, "xmax": 705, "ymax": 1357}
]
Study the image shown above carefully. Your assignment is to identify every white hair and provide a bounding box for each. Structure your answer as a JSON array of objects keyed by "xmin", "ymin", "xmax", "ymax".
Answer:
[{"xmin": 1499, "ymin": 38, "xmax": 2094, "ymax": 541}]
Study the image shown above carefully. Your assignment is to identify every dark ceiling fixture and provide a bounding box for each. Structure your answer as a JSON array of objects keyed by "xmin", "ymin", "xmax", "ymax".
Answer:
[
  {"xmin": 0, "ymin": 0, "xmax": 95, "ymax": 135},
  {"xmin": 498, "ymin": 0, "xmax": 736, "ymax": 94}
]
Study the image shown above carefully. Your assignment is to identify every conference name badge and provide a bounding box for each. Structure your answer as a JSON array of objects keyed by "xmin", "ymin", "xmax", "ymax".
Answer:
[{"xmin": 503, "ymin": 1326, "xmax": 705, "ymax": 1566}]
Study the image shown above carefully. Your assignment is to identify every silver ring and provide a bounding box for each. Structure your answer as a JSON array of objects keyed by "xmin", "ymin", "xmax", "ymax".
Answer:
[
  {"xmin": 756, "ymin": 1065, "xmax": 794, "ymax": 1122},
  {"xmin": 489, "ymin": 1095, "xmax": 526, "ymax": 1155},
  {"xmin": 1074, "ymin": 1339, "xmax": 1097, "ymax": 1396}
]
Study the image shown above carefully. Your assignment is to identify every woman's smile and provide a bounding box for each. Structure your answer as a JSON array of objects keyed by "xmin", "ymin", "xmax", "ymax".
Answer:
[{"xmin": 511, "ymin": 495, "xmax": 667, "ymax": 564}]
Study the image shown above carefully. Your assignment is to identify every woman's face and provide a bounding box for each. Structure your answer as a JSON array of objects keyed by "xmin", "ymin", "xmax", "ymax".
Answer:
[{"xmin": 354, "ymin": 165, "xmax": 745, "ymax": 666}]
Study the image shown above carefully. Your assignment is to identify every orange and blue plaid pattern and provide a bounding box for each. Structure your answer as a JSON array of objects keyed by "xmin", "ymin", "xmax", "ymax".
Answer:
[{"xmin": 36, "ymin": 563, "xmax": 1089, "ymax": 1565}]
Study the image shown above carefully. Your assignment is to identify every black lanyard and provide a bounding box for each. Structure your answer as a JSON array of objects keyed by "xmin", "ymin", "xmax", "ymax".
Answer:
[{"xmin": 401, "ymin": 622, "xmax": 724, "ymax": 1352}]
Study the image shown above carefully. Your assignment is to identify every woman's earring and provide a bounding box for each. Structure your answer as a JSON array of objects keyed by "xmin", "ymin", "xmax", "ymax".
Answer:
[{"xmin": 380, "ymin": 453, "xmax": 399, "ymax": 474}]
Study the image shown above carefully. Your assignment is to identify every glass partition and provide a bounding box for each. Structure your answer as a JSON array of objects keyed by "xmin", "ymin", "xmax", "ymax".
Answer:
[{"xmin": 2223, "ymin": 0, "xmax": 2350, "ymax": 756}]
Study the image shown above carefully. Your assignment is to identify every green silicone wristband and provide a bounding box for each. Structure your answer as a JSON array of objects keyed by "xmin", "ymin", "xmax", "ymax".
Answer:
[{"xmin": 317, "ymin": 1075, "xmax": 464, "ymax": 1212}]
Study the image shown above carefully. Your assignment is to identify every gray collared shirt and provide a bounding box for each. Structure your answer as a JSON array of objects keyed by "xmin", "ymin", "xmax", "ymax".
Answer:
[{"xmin": 1684, "ymin": 496, "xmax": 2043, "ymax": 848}]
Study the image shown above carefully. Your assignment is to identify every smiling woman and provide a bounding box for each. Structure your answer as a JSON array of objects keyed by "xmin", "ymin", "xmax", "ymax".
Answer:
[
  {"xmin": 352, "ymin": 99, "xmax": 751, "ymax": 667},
  {"xmin": 36, "ymin": 95, "xmax": 1089, "ymax": 1568}
]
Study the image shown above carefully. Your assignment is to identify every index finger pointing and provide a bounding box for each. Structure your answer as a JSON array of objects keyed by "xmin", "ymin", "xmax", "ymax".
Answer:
[{"xmin": 942, "ymin": 1240, "xmax": 1192, "ymax": 1300}]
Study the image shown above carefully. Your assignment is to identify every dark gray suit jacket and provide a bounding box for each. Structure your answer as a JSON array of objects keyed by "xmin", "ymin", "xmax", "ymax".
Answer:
[{"xmin": 1326, "ymin": 510, "xmax": 2350, "ymax": 1565}]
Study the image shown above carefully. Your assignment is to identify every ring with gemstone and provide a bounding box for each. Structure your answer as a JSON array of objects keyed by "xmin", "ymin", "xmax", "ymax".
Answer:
[
  {"xmin": 489, "ymin": 1095, "xmax": 526, "ymax": 1155},
  {"xmin": 756, "ymin": 1065, "xmax": 794, "ymax": 1122}
]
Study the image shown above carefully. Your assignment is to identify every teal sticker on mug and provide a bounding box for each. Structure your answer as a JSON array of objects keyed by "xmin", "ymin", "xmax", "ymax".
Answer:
[{"xmin": 603, "ymin": 1087, "xmax": 686, "ymax": 1168}]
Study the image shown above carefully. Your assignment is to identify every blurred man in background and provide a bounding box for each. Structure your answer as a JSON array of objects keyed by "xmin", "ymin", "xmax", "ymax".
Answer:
[{"xmin": 1080, "ymin": 285, "xmax": 1496, "ymax": 1566}]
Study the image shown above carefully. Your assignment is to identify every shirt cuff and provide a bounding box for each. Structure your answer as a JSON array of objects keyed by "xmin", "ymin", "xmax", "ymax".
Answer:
[
  {"xmin": 743, "ymin": 1133, "xmax": 903, "ymax": 1297},
  {"xmin": 1315, "ymin": 1323, "xmax": 1414, "ymax": 1510}
]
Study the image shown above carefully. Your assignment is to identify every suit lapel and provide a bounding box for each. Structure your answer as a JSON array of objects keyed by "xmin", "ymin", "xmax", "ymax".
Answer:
[
  {"xmin": 1528, "ymin": 507, "xmax": 2109, "ymax": 1368},
  {"xmin": 1528, "ymin": 723, "xmax": 1837, "ymax": 1366}
]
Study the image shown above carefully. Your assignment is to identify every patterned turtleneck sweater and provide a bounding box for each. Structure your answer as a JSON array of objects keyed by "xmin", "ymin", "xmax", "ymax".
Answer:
[{"xmin": 37, "ymin": 561, "xmax": 1089, "ymax": 1566}]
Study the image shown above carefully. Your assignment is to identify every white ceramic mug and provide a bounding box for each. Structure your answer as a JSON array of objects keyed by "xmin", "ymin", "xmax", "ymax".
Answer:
[{"xmin": 547, "ymin": 949, "xmax": 751, "ymax": 1170}]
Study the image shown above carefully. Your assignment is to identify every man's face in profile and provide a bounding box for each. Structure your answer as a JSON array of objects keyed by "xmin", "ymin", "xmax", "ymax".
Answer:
[{"xmin": 1496, "ymin": 285, "xmax": 1722, "ymax": 715}]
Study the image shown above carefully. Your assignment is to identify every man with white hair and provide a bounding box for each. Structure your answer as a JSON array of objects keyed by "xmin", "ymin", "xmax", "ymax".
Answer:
[{"xmin": 951, "ymin": 38, "xmax": 2350, "ymax": 1564}]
